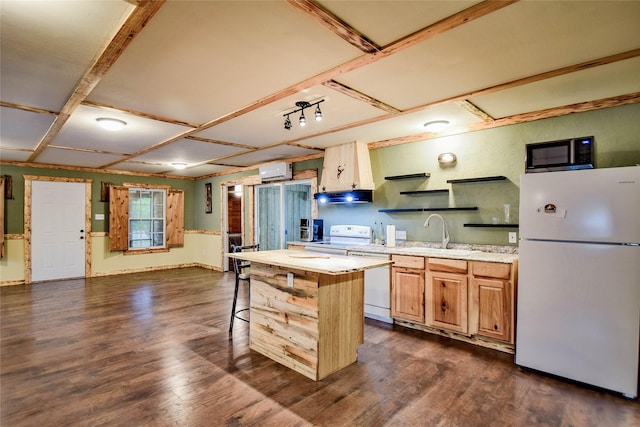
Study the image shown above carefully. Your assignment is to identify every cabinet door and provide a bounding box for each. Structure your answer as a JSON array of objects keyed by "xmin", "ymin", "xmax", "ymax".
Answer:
[
  {"xmin": 470, "ymin": 278, "xmax": 511, "ymax": 342},
  {"xmin": 391, "ymin": 268, "xmax": 425, "ymax": 323},
  {"xmin": 428, "ymin": 272, "xmax": 468, "ymax": 333}
]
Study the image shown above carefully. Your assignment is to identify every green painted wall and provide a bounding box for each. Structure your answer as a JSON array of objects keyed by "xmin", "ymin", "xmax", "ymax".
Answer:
[
  {"xmin": 194, "ymin": 169, "xmax": 257, "ymax": 232},
  {"xmin": 314, "ymin": 103, "xmax": 640, "ymax": 246},
  {"xmin": 0, "ymin": 165, "xmax": 196, "ymax": 234}
]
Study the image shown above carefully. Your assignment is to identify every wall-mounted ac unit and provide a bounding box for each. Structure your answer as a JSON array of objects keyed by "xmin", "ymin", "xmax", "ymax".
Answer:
[{"xmin": 259, "ymin": 162, "xmax": 292, "ymax": 181}]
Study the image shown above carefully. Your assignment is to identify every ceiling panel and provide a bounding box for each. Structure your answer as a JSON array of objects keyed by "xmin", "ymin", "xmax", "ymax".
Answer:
[
  {"xmin": 0, "ymin": 149, "xmax": 31, "ymax": 163},
  {"xmin": 166, "ymin": 164, "xmax": 235, "ymax": 178},
  {"xmin": 106, "ymin": 162, "xmax": 177, "ymax": 175},
  {"xmin": 223, "ymin": 145, "xmax": 322, "ymax": 167},
  {"xmin": 0, "ymin": 0, "xmax": 133, "ymax": 110},
  {"xmin": 88, "ymin": 1, "xmax": 362, "ymax": 125},
  {"xmin": 0, "ymin": 107, "xmax": 56, "ymax": 150},
  {"xmin": 54, "ymin": 105, "xmax": 192, "ymax": 154},
  {"xmin": 336, "ymin": 1, "xmax": 640, "ymax": 110},
  {"xmin": 131, "ymin": 138, "xmax": 246, "ymax": 167},
  {"xmin": 301, "ymin": 103, "xmax": 483, "ymax": 149},
  {"xmin": 35, "ymin": 148, "xmax": 124, "ymax": 168},
  {"xmin": 471, "ymin": 57, "xmax": 640, "ymax": 118}
]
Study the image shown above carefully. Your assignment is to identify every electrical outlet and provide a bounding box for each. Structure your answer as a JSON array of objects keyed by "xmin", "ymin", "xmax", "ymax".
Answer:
[
  {"xmin": 508, "ymin": 232, "xmax": 517, "ymax": 243},
  {"xmin": 396, "ymin": 230, "xmax": 407, "ymax": 240}
]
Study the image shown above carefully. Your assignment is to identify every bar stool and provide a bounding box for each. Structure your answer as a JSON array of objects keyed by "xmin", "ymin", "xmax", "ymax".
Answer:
[{"xmin": 229, "ymin": 243, "xmax": 259, "ymax": 333}]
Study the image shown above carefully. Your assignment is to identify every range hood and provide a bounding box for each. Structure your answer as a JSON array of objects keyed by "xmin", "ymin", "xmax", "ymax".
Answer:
[{"xmin": 314, "ymin": 141, "xmax": 375, "ymax": 204}]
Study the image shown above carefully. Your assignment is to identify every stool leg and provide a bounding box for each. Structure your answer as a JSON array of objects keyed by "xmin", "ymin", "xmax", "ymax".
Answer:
[{"xmin": 229, "ymin": 275, "xmax": 240, "ymax": 333}]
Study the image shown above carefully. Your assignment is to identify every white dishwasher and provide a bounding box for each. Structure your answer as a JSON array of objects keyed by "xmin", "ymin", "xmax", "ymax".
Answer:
[{"xmin": 348, "ymin": 250, "xmax": 392, "ymax": 324}]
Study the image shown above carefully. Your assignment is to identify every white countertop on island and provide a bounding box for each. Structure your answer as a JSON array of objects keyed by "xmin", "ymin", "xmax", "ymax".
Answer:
[{"xmin": 227, "ymin": 249, "xmax": 392, "ymax": 275}]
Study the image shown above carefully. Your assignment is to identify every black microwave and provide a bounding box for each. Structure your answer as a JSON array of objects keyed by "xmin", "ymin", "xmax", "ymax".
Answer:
[{"xmin": 525, "ymin": 136, "xmax": 594, "ymax": 173}]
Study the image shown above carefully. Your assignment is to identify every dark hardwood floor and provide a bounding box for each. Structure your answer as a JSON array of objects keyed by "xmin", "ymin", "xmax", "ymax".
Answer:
[{"xmin": 2, "ymin": 267, "xmax": 639, "ymax": 427}]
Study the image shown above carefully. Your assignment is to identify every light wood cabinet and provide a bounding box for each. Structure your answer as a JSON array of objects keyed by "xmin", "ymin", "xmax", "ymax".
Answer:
[
  {"xmin": 390, "ymin": 253, "xmax": 517, "ymax": 351},
  {"xmin": 426, "ymin": 258, "xmax": 468, "ymax": 334},
  {"xmin": 469, "ymin": 261, "xmax": 515, "ymax": 343},
  {"xmin": 391, "ymin": 255, "xmax": 425, "ymax": 323}
]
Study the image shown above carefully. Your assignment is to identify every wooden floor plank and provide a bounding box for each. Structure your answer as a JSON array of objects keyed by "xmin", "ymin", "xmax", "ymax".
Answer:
[{"xmin": 1, "ymin": 267, "xmax": 639, "ymax": 426}]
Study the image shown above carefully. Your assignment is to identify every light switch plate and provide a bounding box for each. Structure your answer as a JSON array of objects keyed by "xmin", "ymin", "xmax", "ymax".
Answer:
[
  {"xmin": 95, "ymin": 213, "xmax": 105, "ymax": 220},
  {"xmin": 287, "ymin": 272, "xmax": 294, "ymax": 288},
  {"xmin": 508, "ymin": 232, "xmax": 517, "ymax": 243}
]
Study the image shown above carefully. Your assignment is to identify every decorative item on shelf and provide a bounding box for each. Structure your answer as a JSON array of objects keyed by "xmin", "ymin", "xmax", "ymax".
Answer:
[
  {"xmin": 437, "ymin": 152, "xmax": 457, "ymax": 167},
  {"xmin": 96, "ymin": 117, "xmax": 127, "ymax": 131},
  {"xmin": 283, "ymin": 100, "xmax": 324, "ymax": 130},
  {"xmin": 503, "ymin": 203, "xmax": 511, "ymax": 224}
]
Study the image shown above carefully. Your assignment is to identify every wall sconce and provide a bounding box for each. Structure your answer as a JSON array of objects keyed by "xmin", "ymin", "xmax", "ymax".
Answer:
[
  {"xmin": 96, "ymin": 117, "xmax": 127, "ymax": 131},
  {"xmin": 438, "ymin": 152, "xmax": 457, "ymax": 167},
  {"xmin": 284, "ymin": 100, "xmax": 324, "ymax": 130}
]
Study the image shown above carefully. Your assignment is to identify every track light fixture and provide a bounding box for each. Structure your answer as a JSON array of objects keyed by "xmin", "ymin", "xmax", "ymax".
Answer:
[{"xmin": 283, "ymin": 99, "xmax": 324, "ymax": 130}]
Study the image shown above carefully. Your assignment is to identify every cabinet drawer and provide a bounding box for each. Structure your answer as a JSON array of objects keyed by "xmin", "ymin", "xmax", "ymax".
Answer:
[
  {"xmin": 427, "ymin": 258, "xmax": 467, "ymax": 274},
  {"xmin": 392, "ymin": 255, "xmax": 425, "ymax": 269},
  {"xmin": 471, "ymin": 262, "xmax": 511, "ymax": 279}
]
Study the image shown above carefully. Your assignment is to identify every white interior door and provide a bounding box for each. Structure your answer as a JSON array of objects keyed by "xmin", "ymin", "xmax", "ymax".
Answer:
[{"xmin": 31, "ymin": 181, "xmax": 86, "ymax": 281}]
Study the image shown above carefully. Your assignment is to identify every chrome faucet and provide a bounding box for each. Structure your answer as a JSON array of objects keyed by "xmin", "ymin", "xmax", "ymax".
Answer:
[{"xmin": 424, "ymin": 214, "xmax": 450, "ymax": 249}]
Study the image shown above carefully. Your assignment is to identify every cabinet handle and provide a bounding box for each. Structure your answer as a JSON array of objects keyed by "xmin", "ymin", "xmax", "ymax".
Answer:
[
  {"xmin": 494, "ymin": 324, "xmax": 499, "ymax": 331},
  {"xmin": 441, "ymin": 282, "xmax": 446, "ymax": 288}
]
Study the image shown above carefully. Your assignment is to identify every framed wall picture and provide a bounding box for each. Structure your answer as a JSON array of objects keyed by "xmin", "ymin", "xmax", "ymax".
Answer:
[{"xmin": 205, "ymin": 183, "xmax": 212, "ymax": 213}]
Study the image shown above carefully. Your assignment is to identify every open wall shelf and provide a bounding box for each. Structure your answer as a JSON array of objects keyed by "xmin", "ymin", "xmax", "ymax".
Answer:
[
  {"xmin": 379, "ymin": 207, "xmax": 478, "ymax": 213},
  {"xmin": 464, "ymin": 223, "xmax": 519, "ymax": 228},
  {"xmin": 400, "ymin": 189, "xmax": 449, "ymax": 196},
  {"xmin": 447, "ymin": 176, "xmax": 507, "ymax": 184},
  {"xmin": 385, "ymin": 173, "xmax": 430, "ymax": 180}
]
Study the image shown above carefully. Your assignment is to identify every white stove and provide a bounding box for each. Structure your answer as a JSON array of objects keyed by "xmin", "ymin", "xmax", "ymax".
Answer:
[
  {"xmin": 304, "ymin": 225, "xmax": 371, "ymax": 253},
  {"xmin": 326, "ymin": 225, "xmax": 372, "ymax": 246}
]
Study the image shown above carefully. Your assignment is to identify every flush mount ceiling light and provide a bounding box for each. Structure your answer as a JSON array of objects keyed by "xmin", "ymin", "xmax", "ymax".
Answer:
[
  {"xmin": 438, "ymin": 152, "xmax": 457, "ymax": 167},
  {"xmin": 423, "ymin": 120, "xmax": 450, "ymax": 132},
  {"xmin": 283, "ymin": 99, "xmax": 324, "ymax": 130},
  {"xmin": 96, "ymin": 117, "xmax": 127, "ymax": 131},
  {"xmin": 171, "ymin": 162, "xmax": 188, "ymax": 170}
]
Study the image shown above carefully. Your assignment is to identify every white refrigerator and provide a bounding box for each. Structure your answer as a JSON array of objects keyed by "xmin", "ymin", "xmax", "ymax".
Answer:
[{"xmin": 516, "ymin": 166, "xmax": 640, "ymax": 398}]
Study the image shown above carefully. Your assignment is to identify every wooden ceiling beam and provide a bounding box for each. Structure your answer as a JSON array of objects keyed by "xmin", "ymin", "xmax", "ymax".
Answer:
[
  {"xmin": 276, "ymin": 48, "xmax": 640, "ymax": 149},
  {"xmin": 100, "ymin": 1, "xmax": 516, "ymax": 169},
  {"xmin": 369, "ymin": 92, "xmax": 640, "ymax": 150},
  {"xmin": 456, "ymin": 100, "xmax": 495, "ymax": 122},
  {"xmin": 27, "ymin": 1, "xmax": 166, "ymax": 162},
  {"xmin": 322, "ymin": 80, "xmax": 401, "ymax": 114},
  {"xmin": 285, "ymin": 0, "xmax": 381, "ymax": 53},
  {"xmin": 0, "ymin": 101, "xmax": 58, "ymax": 116},
  {"xmin": 81, "ymin": 100, "xmax": 199, "ymax": 128}
]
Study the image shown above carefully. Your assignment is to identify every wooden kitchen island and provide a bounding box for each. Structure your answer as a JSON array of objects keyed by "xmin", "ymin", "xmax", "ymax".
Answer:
[{"xmin": 227, "ymin": 249, "xmax": 392, "ymax": 380}]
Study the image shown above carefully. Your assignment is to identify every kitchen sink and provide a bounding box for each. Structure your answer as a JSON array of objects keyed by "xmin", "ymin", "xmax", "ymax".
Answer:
[{"xmin": 395, "ymin": 247, "xmax": 481, "ymax": 257}]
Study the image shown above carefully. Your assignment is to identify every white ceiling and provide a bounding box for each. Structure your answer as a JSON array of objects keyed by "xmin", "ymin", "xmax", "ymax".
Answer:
[{"xmin": 1, "ymin": 0, "xmax": 639, "ymax": 179}]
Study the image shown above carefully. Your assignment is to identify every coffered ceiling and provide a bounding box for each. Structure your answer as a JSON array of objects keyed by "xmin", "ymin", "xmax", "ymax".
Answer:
[{"xmin": 1, "ymin": 0, "xmax": 639, "ymax": 179}]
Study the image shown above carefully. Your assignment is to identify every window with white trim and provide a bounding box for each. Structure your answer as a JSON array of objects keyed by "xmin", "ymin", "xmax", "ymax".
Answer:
[{"xmin": 128, "ymin": 188, "xmax": 166, "ymax": 249}]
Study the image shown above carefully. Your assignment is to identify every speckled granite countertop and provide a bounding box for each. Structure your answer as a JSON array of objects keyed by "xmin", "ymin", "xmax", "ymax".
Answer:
[{"xmin": 288, "ymin": 241, "xmax": 518, "ymax": 264}]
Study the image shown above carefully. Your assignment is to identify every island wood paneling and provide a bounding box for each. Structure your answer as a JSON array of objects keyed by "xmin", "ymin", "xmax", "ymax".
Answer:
[{"xmin": 248, "ymin": 262, "xmax": 364, "ymax": 380}]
